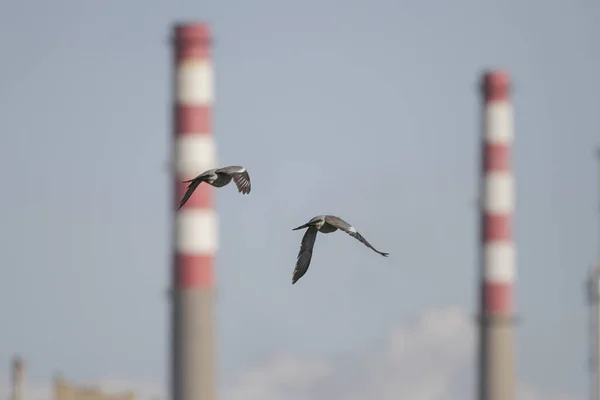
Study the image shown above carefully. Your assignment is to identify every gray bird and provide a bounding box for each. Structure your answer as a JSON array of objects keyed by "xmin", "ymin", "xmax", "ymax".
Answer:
[
  {"xmin": 291, "ymin": 215, "xmax": 389, "ymax": 284},
  {"xmin": 178, "ymin": 166, "xmax": 251, "ymax": 210}
]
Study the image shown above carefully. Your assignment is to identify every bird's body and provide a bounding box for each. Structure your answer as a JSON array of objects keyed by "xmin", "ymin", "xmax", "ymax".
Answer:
[
  {"xmin": 291, "ymin": 215, "xmax": 389, "ymax": 284},
  {"xmin": 178, "ymin": 165, "xmax": 251, "ymax": 210}
]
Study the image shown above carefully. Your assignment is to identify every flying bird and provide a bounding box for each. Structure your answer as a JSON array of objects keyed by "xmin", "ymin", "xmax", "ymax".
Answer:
[
  {"xmin": 178, "ymin": 166, "xmax": 251, "ymax": 210},
  {"xmin": 291, "ymin": 215, "xmax": 389, "ymax": 284}
]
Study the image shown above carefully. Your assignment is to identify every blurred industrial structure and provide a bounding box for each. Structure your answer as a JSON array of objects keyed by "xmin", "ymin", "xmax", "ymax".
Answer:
[
  {"xmin": 10, "ymin": 357, "xmax": 24, "ymax": 400},
  {"xmin": 53, "ymin": 377, "xmax": 136, "ymax": 400},
  {"xmin": 170, "ymin": 23, "xmax": 218, "ymax": 400},
  {"xmin": 5, "ymin": 357, "xmax": 137, "ymax": 400},
  {"xmin": 587, "ymin": 265, "xmax": 600, "ymax": 400},
  {"xmin": 478, "ymin": 71, "xmax": 517, "ymax": 400},
  {"xmin": 586, "ymin": 148, "xmax": 600, "ymax": 400}
]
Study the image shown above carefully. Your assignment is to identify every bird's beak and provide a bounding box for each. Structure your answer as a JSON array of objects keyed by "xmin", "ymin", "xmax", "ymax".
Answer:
[{"xmin": 292, "ymin": 222, "xmax": 311, "ymax": 231}]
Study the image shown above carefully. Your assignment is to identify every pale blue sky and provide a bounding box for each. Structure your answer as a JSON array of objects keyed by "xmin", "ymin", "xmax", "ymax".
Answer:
[{"xmin": 0, "ymin": 0, "xmax": 598, "ymax": 398}]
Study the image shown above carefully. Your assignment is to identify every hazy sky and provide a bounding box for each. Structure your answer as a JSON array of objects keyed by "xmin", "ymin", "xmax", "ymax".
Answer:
[{"xmin": 0, "ymin": 0, "xmax": 598, "ymax": 399}]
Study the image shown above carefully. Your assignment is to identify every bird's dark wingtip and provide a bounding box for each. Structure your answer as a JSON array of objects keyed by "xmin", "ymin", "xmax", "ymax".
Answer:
[{"xmin": 381, "ymin": 252, "xmax": 389, "ymax": 257}]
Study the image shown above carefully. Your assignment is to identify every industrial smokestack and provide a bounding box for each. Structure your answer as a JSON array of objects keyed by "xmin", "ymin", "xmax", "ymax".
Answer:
[
  {"xmin": 11, "ymin": 356, "xmax": 24, "ymax": 400},
  {"xmin": 587, "ymin": 266, "xmax": 600, "ymax": 400},
  {"xmin": 477, "ymin": 70, "xmax": 517, "ymax": 400},
  {"xmin": 171, "ymin": 22, "xmax": 218, "ymax": 400},
  {"xmin": 588, "ymin": 148, "xmax": 600, "ymax": 400}
]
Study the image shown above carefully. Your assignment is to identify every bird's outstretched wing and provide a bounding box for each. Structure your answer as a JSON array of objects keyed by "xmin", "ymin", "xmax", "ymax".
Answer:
[
  {"xmin": 292, "ymin": 227, "xmax": 318, "ymax": 284},
  {"xmin": 216, "ymin": 166, "xmax": 251, "ymax": 194},
  {"xmin": 178, "ymin": 179, "xmax": 202, "ymax": 210},
  {"xmin": 324, "ymin": 215, "xmax": 389, "ymax": 257}
]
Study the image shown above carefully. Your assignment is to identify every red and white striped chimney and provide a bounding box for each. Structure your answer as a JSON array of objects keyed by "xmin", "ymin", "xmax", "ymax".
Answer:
[
  {"xmin": 478, "ymin": 70, "xmax": 516, "ymax": 400},
  {"xmin": 171, "ymin": 22, "xmax": 218, "ymax": 400}
]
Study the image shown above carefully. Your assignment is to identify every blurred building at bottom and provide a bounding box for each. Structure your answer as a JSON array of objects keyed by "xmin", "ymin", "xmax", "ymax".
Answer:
[{"xmin": 6, "ymin": 356, "xmax": 139, "ymax": 400}]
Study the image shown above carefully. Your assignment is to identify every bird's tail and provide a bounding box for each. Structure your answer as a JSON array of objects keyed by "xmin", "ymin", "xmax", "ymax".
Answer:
[{"xmin": 292, "ymin": 222, "xmax": 312, "ymax": 231}]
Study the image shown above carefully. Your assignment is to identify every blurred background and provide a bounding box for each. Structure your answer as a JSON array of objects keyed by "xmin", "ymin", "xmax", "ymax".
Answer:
[{"xmin": 0, "ymin": 1, "xmax": 599, "ymax": 399}]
